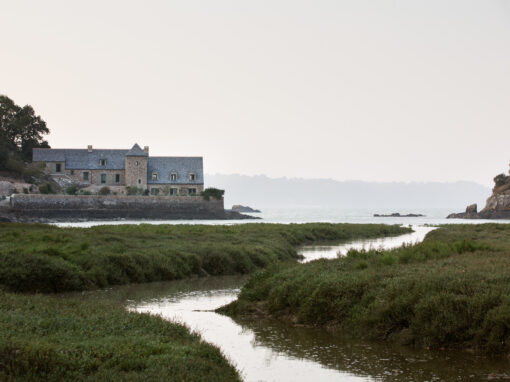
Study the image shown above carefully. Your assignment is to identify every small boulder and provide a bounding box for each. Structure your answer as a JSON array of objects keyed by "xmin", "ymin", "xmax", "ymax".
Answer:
[
  {"xmin": 465, "ymin": 203, "xmax": 477, "ymax": 213},
  {"xmin": 0, "ymin": 181, "xmax": 15, "ymax": 198}
]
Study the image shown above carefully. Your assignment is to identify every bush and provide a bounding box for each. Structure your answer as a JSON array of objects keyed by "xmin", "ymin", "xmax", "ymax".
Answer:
[
  {"xmin": 493, "ymin": 173, "xmax": 509, "ymax": 187},
  {"xmin": 22, "ymin": 188, "xmax": 28, "ymax": 194},
  {"xmin": 80, "ymin": 190, "xmax": 92, "ymax": 195},
  {"xmin": 5, "ymin": 158, "xmax": 24, "ymax": 175},
  {"xmin": 22, "ymin": 162, "xmax": 45, "ymax": 182},
  {"xmin": 201, "ymin": 188, "xmax": 225, "ymax": 201},
  {"xmin": 126, "ymin": 187, "xmax": 145, "ymax": 196},
  {"xmin": 98, "ymin": 186, "xmax": 110, "ymax": 195},
  {"xmin": 38, "ymin": 183, "xmax": 54, "ymax": 194},
  {"xmin": 65, "ymin": 186, "xmax": 78, "ymax": 195}
]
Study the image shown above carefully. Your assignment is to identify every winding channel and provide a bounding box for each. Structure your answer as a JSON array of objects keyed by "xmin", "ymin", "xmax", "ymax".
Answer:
[{"xmin": 92, "ymin": 226, "xmax": 509, "ymax": 381}]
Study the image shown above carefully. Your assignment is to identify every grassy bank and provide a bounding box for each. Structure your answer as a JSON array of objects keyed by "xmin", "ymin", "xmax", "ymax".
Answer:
[
  {"xmin": 219, "ymin": 224, "xmax": 510, "ymax": 355},
  {"xmin": 0, "ymin": 222, "xmax": 411, "ymax": 380},
  {"xmin": 0, "ymin": 290, "xmax": 240, "ymax": 381},
  {"xmin": 0, "ymin": 222, "xmax": 410, "ymax": 293}
]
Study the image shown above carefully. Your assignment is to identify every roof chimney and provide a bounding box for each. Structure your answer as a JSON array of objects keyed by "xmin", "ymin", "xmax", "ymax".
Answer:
[
  {"xmin": 143, "ymin": 146, "xmax": 149, "ymax": 154},
  {"xmin": 87, "ymin": 145, "xmax": 93, "ymax": 152}
]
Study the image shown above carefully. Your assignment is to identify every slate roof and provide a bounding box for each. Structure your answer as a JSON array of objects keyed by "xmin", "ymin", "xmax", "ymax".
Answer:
[
  {"xmin": 32, "ymin": 149, "xmax": 65, "ymax": 162},
  {"xmin": 33, "ymin": 147, "xmax": 204, "ymax": 183},
  {"xmin": 147, "ymin": 157, "xmax": 204, "ymax": 185},
  {"xmin": 33, "ymin": 148, "xmax": 129, "ymax": 170},
  {"xmin": 126, "ymin": 143, "xmax": 148, "ymax": 157}
]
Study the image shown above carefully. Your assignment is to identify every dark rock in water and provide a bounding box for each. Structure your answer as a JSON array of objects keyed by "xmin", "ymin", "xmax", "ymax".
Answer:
[
  {"xmin": 373, "ymin": 213, "xmax": 424, "ymax": 217},
  {"xmin": 231, "ymin": 205, "xmax": 261, "ymax": 213}
]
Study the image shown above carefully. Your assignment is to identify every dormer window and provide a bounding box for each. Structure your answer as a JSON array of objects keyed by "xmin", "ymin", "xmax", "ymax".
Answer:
[
  {"xmin": 170, "ymin": 172, "xmax": 177, "ymax": 181},
  {"xmin": 152, "ymin": 172, "xmax": 158, "ymax": 181},
  {"xmin": 189, "ymin": 173, "xmax": 196, "ymax": 181},
  {"xmin": 100, "ymin": 159, "xmax": 107, "ymax": 166}
]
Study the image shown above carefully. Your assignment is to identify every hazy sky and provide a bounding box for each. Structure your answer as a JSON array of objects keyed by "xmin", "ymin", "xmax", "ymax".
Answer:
[{"xmin": 2, "ymin": 1, "xmax": 509, "ymax": 185}]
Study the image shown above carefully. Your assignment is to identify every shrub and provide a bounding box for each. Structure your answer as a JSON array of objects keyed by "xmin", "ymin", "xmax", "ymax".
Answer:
[
  {"xmin": 98, "ymin": 186, "xmax": 110, "ymax": 196},
  {"xmin": 22, "ymin": 188, "xmax": 28, "ymax": 194},
  {"xmin": 5, "ymin": 158, "xmax": 24, "ymax": 174},
  {"xmin": 201, "ymin": 188, "xmax": 225, "ymax": 201},
  {"xmin": 493, "ymin": 173, "xmax": 509, "ymax": 187},
  {"xmin": 38, "ymin": 183, "xmax": 54, "ymax": 194},
  {"xmin": 126, "ymin": 187, "xmax": 145, "ymax": 196},
  {"xmin": 65, "ymin": 186, "xmax": 78, "ymax": 195},
  {"xmin": 23, "ymin": 162, "xmax": 45, "ymax": 182}
]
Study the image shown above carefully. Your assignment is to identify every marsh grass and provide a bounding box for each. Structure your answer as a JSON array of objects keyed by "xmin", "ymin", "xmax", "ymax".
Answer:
[
  {"xmin": 220, "ymin": 224, "xmax": 510, "ymax": 355},
  {"xmin": 0, "ymin": 290, "xmax": 241, "ymax": 382},
  {"xmin": 0, "ymin": 222, "xmax": 410, "ymax": 293},
  {"xmin": 0, "ymin": 222, "xmax": 410, "ymax": 380}
]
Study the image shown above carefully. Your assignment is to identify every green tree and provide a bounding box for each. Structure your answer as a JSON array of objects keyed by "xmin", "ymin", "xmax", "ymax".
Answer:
[{"xmin": 0, "ymin": 95, "xmax": 50, "ymax": 165}]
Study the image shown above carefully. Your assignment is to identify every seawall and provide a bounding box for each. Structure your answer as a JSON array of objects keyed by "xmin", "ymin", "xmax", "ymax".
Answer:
[{"xmin": 6, "ymin": 194, "xmax": 242, "ymax": 221}]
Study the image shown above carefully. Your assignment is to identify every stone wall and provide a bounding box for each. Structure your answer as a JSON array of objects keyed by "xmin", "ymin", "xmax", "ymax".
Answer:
[
  {"xmin": 10, "ymin": 194, "xmax": 225, "ymax": 220},
  {"xmin": 64, "ymin": 169, "xmax": 126, "ymax": 186},
  {"xmin": 125, "ymin": 156, "xmax": 147, "ymax": 188},
  {"xmin": 147, "ymin": 184, "xmax": 205, "ymax": 196}
]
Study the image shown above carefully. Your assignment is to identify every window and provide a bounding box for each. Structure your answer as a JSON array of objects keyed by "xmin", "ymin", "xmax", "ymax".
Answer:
[
  {"xmin": 55, "ymin": 163, "xmax": 62, "ymax": 173},
  {"xmin": 170, "ymin": 188, "xmax": 178, "ymax": 196},
  {"xmin": 100, "ymin": 174, "xmax": 107, "ymax": 184},
  {"xmin": 70, "ymin": 170, "xmax": 75, "ymax": 175},
  {"xmin": 83, "ymin": 172, "xmax": 89, "ymax": 181},
  {"xmin": 115, "ymin": 174, "xmax": 120, "ymax": 183},
  {"xmin": 170, "ymin": 172, "xmax": 177, "ymax": 181},
  {"xmin": 138, "ymin": 179, "xmax": 141, "ymax": 184},
  {"xmin": 100, "ymin": 159, "xmax": 107, "ymax": 166},
  {"xmin": 189, "ymin": 188, "xmax": 197, "ymax": 195},
  {"xmin": 135, "ymin": 161, "xmax": 139, "ymax": 166},
  {"xmin": 189, "ymin": 173, "xmax": 196, "ymax": 181},
  {"xmin": 152, "ymin": 172, "xmax": 158, "ymax": 181},
  {"xmin": 150, "ymin": 188, "xmax": 160, "ymax": 195}
]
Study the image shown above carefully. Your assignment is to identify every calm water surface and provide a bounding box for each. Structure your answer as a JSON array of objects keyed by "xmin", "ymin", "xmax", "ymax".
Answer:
[{"xmin": 83, "ymin": 227, "xmax": 510, "ymax": 382}]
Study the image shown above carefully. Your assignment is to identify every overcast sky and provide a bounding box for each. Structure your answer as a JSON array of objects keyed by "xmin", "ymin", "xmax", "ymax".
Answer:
[{"xmin": 1, "ymin": 1, "xmax": 509, "ymax": 185}]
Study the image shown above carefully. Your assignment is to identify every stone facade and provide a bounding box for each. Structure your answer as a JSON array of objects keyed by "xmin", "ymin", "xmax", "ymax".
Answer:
[
  {"xmin": 147, "ymin": 184, "xmax": 205, "ymax": 196},
  {"xmin": 125, "ymin": 155, "xmax": 147, "ymax": 188},
  {"xmin": 33, "ymin": 143, "xmax": 205, "ymax": 193},
  {"xmin": 64, "ymin": 169, "xmax": 126, "ymax": 186}
]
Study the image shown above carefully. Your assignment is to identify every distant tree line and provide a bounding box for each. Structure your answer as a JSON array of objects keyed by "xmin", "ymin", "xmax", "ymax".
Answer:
[{"xmin": 0, "ymin": 95, "xmax": 50, "ymax": 171}]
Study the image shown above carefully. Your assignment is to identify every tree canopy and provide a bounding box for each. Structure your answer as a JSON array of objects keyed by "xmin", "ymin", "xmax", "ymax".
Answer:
[{"xmin": 0, "ymin": 95, "xmax": 50, "ymax": 168}]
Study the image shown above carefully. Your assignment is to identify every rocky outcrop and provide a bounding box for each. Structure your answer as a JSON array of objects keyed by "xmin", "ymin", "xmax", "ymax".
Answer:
[
  {"xmin": 230, "ymin": 205, "xmax": 261, "ymax": 213},
  {"xmin": 373, "ymin": 213, "xmax": 424, "ymax": 217},
  {"xmin": 0, "ymin": 181, "xmax": 15, "ymax": 199},
  {"xmin": 447, "ymin": 173, "xmax": 510, "ymax": 219}
]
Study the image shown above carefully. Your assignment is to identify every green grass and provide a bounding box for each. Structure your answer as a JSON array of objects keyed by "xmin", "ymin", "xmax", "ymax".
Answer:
[
  {"xmin": 0, "ymin": 222, "xmax": 411, "ymax": 293},
  {"xmin": 219, "ymin": 224, "xmax": 510, "ymax": 355},
  {"xmin": 0, "ymin": 222, "xmax": 411, "ymax": 380},
  {"xmin": 0, "ymin": 290, "xmax": 241, "ymax": 382}
]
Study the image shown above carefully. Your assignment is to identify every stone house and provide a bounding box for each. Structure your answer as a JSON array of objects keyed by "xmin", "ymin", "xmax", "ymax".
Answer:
[{"xmin": 32, "ymin": 144, "xmax": 204, "ymax": 196}]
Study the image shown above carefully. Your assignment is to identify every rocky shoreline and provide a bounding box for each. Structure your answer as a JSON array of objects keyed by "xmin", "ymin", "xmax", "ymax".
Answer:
[
  {"xmin": 447, "ymin": 173, "xmax": 510, "ymax": 220},
  {"xmin": 0, "ymin": 208, "xmax": 258, "ymax": 223}
]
